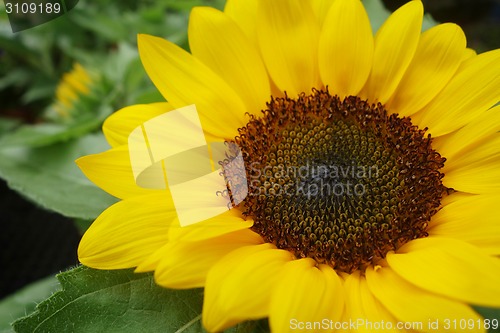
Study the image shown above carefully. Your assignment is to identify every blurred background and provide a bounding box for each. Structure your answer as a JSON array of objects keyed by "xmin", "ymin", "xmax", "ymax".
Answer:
[
  {"xmin": 0, "ymin": 0, "xmax": 498, "ymax": 305},
  {"xmin": 388, "ymin": 0, "xmax": 499, "ymax": 52}
]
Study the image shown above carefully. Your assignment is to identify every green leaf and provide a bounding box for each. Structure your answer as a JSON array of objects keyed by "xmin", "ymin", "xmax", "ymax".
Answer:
[
  {"xmin": 13, "ymin": 266, "xmax": 205, "ymax": 333},
  {"xmin": 69, "ymin": 9, "xmax": 129, "ymax": 42},
  {"xmin": 474, "ymin": 306, "xmax": 500, "ymax": 333},
  {"xmin": 12, "ymin": 266, "xmax": 269, "ymax": 333},
  {"xmin": 0, "ymin": 69, "xmax": 32, "ymax": 90},
  {"xmin": 72, "ymin": 218, "xmax": 93, "ymax": 234},
  {"xmin": 0, "ymin": 133, "xmax": 118, "ymax": 220},
  {"xmin": 0, "ymin": 35, "xmax": 41, "ymax": 71},
  {"xmin": 0, "ymin": 105, "xmax": 111, "ymax": 148},
  {"xmin": 0, "ymin": 123, "xmax": 79, "ymax": 148},
  {"xmin": 0, "ymin": 276, "xmax": 59, "ymax": 333},
  {"xmin": 21, "ymin": 83, "xmax": 56, "ymax": 104},
  {"xmin": 0, "ymin": 117, "xmax": 20, "ymax": 136},
  {"xmin": 128, "ymin": 87, "xmax": 164, "ymax": 105}
]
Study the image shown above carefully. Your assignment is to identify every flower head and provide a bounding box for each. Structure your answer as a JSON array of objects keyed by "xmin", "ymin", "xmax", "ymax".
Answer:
[
  {"xmin": 54, "ymin": 63, "xmax": 93, "ymax": 118},
  {"xmin": 77, "ymin": 0, "xmax": 500, "ymax": 332}
]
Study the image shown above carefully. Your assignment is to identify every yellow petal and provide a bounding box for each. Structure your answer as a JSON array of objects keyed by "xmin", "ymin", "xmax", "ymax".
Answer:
[
  {"xmin": 440, "ymin": 191, "xmax": 474, "ymax": 206},
  {"xmin": 257, "ymin": 0, "xmax": 321, "ymax": 97},
  {"xmin": 386, "ymin": 237, "xmax": 500, "ymax": 307},
  {"xmin": 269, "ymin": 259, "xmax": 344, "ymax": 333},
  {"xmin": 134, "ymin": 242, "xmax": 168, "ymax": 273},
  {"xmin": 319, "ymin": 0, "xmax": 374, "ymax": 98},
  {"xmin": 366, "ymin": 265, "xmax": 484, "ymax": 333},
  {"xmin": 462, "ymin": 48, "xmax": 477, "ymax": 61},
  {"xmin": 344, "ymin": 270, "xmax": 401, "ymax": 333},
  {"xmin": 189, "ymin": 7, "xmax": 270, "ymax": 116},
  {"xmin": 362, "ymin": 1, "xmax": 423, "ymax": 104},
  {"xmin": 64, "ymin": 63, "xmax": 91, "ymax": 93},
  {"xmin": 434, "ymin": 105, "xmax": 500, "ymax": 162},
  {"xmin": 411, "ymin": 49, "xmax": 500, "ymax": 137},
  {"xmin": 428, "ymin": 194, "xmax": 500, "ymax": 255},
  {"xmin": 311, "ymin": 0, "xmax": 334, "ymax": 27},
  {"xmin": 444, "ymin": 134, "xmax": 500, "ymax": 171},
  {"xmin": 103, "ymin": 102, "xmax": 174, "ymax": 148},
  {"xmin": 78, "ymin": 192, "xmax": 175, "ymax": 269},
  {"xmin": 224, "ymin": 0, "xmax": 258, "ymax": 46},
  {"xmin": 389, "ymin": 23, "xmax": 466, "ymax": 117},
  {"xmin": 76, "ymin": 145, "xmax": 164, "ymax": 199},
  {"xmin": 202, "ymin": 243, "xmax": 276, "ymax": 331},
  {"xmin": 443, "ymin": 156, "xmax": 500, "ymax": 194},
  {"xmin": 137, "ymin": 34, "xmax": 247, "ymax": 139},
  {"xmin": 203, "ymin": 246, "xmax": 293, "ymax": 332},
  {"xmin": 168, "ymin": 209, "xmax": 253, "ymax": 242},
  {"xmin": 336, "ymin": 311, "xmax": 352, "ymax": 333},
  {"xmin": 153, "ymin": 229, "xmax": 264, "ymax": 289}
]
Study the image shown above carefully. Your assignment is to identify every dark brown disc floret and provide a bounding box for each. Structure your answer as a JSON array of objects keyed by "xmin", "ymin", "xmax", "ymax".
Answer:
[{"xmin": 224, "ymin": 89, "xmax": 447, "ymax": 273}]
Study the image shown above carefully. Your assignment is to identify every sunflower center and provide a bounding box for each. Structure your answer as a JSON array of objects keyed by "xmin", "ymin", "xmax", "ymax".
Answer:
[{"xmin": 224, "ymin": 90, "xmax": 447, "ymax": 273}]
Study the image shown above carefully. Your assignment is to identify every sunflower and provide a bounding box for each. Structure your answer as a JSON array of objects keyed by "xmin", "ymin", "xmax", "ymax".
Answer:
[
  {"xmin": 76, "ymin": 0, "xmax": 500, "ymax": 332},
  {"xmin": 54, "ymin": 63, "xmax": 93, "ymax": 118}
]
